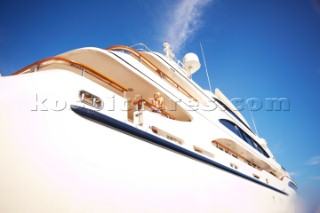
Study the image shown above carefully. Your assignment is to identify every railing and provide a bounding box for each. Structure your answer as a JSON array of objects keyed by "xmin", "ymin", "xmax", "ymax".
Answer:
[
  {"xmin": 106, "ymin": 45, "xmax": 197, "ymax": 101},
  {"xmin": 177, "ymin": 60, "xmax": 188, "ymax": 75},
  {"xmin": 12, "ymin": 56, "xmax": 128, "ymax": 93},
  {"xmin": 130, "ymin": 43, "xmax": 153, "ymax": 52},
  {"xmin": 131, "ymin": 43, "xmax": 189, "ymax": 76},
  {"xmin": 133, "ymin": 98, "xmax": 176, "ymax": 120}
]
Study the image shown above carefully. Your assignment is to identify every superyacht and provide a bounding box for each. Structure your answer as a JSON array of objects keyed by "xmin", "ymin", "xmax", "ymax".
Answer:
[{"xmin": 0, "ymin": 42, "xmax": 297, "ymax": 212}]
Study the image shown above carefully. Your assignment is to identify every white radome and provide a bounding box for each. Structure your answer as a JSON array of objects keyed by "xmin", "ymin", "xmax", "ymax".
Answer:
[{"xmin": 183, "ymin": 52, "xmax": 201, "ymax": 75}]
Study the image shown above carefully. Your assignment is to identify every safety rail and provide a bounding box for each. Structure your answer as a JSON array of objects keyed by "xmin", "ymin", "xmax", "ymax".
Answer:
[
  {"xmin": 133, "ymin": 99, "xmax": 176, "ymax": 120},
  {"xmin": 106, "ymin": 45, "xmax": 197, "ymax": 101},
  {"xmin": 130, "ymin": 43, "xmax": 153, "ymax": 52},
  {"xmin": 131, "ymin": 43, "xmax": 188, "ymax": 74},
  {"xmin": 12, "ymin": 56, "xmax": 128, "ymax": 93}
]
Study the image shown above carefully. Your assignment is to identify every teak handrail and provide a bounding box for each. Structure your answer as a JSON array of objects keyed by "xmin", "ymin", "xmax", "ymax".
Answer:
[
  {"xmin": 12, "ymin": 56, "xmax": 128, "ymax": 92},
  {"xmin": 106, "ymin": 45, "xmax": 197, "ymax": 101},
  {"xmin": 133, "ymin": 99, "xmax": 176, "ymax": 120}
]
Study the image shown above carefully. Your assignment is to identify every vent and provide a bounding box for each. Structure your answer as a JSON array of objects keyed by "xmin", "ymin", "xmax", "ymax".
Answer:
[{"xmin": 79, "ymin": 90, "xmax": 103, "ymax": 109}]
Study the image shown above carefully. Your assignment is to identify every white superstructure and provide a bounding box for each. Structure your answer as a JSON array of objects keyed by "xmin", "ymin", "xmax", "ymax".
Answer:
[{"xmin": 0, "ymin": 43, "xmax": 297, "ymax": 212}]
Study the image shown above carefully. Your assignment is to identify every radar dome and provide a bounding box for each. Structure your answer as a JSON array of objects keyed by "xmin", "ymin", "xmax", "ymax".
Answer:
[{"xmin": 183, "ymin": 53, "xmax": 201, "ymax": 76}]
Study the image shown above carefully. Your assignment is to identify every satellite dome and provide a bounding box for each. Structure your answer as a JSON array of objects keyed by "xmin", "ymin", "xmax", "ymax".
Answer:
[{"xmin": 183, "ymin": 53, "xmax": 201, "ymax": 76}]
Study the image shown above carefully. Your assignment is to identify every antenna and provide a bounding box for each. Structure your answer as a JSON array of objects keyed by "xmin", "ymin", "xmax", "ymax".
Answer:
[
  {"xmin": 200, "ymin": 42, "xmax": 213, "ymax": 92},
  {"xmin": 163, "ymin": 41, "xmax": 175, "ymax": 60},
  {"xmin": 247, "ymin": 98, "xmax": 259, "ymax": 136}
]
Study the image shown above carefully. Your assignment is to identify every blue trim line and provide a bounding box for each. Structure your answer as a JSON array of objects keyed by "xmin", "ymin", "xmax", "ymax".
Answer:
[{"xmin": 70, "ymin": 105, "xmax": 288, "ymax": 196}]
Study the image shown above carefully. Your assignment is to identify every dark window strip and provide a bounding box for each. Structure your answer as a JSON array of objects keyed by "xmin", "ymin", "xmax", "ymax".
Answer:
[
  {"xmin": 288, "ymin": 181, "xmax": 298, "ymax": 192},
  {"xmin": 220, "ymin": 119, "xmax": 270, "ymax": 158}
]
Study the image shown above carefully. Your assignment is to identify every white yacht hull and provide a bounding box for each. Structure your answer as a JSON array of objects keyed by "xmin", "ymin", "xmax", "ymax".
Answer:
[{"xmin": 0, "ymin": 71, "xmax": 296, "ymax": 213}]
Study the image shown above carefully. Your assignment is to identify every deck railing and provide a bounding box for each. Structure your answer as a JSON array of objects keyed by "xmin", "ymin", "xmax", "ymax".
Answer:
[
  {"xmin": 12, "ymin": 56, "xmax": 128, "ymax": 93},
  {"xmin": 106, "ymin": 45, "xmax": 197, "ymax": 101},
  {"xmin": 133, "ymin": 98, "xmax": 176, "ymax": 120}
]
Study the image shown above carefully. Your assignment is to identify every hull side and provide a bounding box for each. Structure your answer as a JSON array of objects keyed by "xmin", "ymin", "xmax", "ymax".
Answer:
[{"xmin": 0, "ymin": 72, "xmax": 296, "ymax": 213}]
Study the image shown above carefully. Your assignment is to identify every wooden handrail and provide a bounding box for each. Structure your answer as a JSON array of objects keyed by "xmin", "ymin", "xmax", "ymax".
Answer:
[
  {"xmin": 133, "ymin": 99, "xmax": 176, "ymax": 120},
  {"xmin": 12, "ymin": 56, "xmax": 128, "ymax": 92},
  {"xmin": 106, "ymin": 45, "xmax": 197, "ymax": 101}
]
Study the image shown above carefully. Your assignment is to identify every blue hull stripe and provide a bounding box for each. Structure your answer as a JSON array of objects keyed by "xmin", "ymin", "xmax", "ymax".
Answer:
[{"xmin": 71, "ymin": 105, "xmax": 288, "ymax": 196}]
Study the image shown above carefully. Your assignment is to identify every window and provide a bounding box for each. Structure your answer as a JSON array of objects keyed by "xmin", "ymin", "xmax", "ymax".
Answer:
[
  {"xmin": 219, "ymin": 119, "xmax": 242, "ymax": 138},
  {"xmin": 288, "ymin": 181, "xmax": 298, "ymax": 192},
  {"xmin": 241, "ymin": 131, "xmax": 255, "ymax": 147},
  {"xmin": 254, "ymin": 142, "xmax": 269, "ymax": 158},
  {"xmin": 219, "ymin": 119, "xmax": 270, "ymax": 158},
  {"xmin": 253, "ymin": 174, "xmax": 260, "ymax": 179},
  {"xmin": 230, "ymin": 163, "xmax": 238, "ymax": 169},
  {"xmin": 241, "ymin": 131, "xmax": 270, "ymax": 158}
]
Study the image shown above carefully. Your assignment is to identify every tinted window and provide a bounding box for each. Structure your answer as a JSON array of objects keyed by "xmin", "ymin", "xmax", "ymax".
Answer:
[
  {"xmin": 219, "ymin": 119, "xmax": 242, "ymax": 138},
  {"xmin": 239, "ymin": 127, "xmax": 269, "ymax": 158},
  {"xmin": 288, "ymin": 181, "xmax": 298, "ymax": 192},
  {"xmin": 255, "ymin": 142, "xmax": 269, "ymax": 158},
  {"xmin": 220, "ymin": 119, "xmax": 270, "ymax": 158},
  {"xmin": 253, "ymin": 142, "xmax": 263, "ymax": 153},
  {"xmin": 240, "ymin": 130, "xmax": 269, "ymax": 158},
  {"xmin": 241, "ymin": 131, "xmax": 255, "ymax": 147}
]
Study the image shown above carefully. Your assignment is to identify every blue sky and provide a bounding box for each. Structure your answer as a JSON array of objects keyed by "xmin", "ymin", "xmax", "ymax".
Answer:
[{"xmin": 1, "ymin": 0, "xmax": 320, "ymax": 211}]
